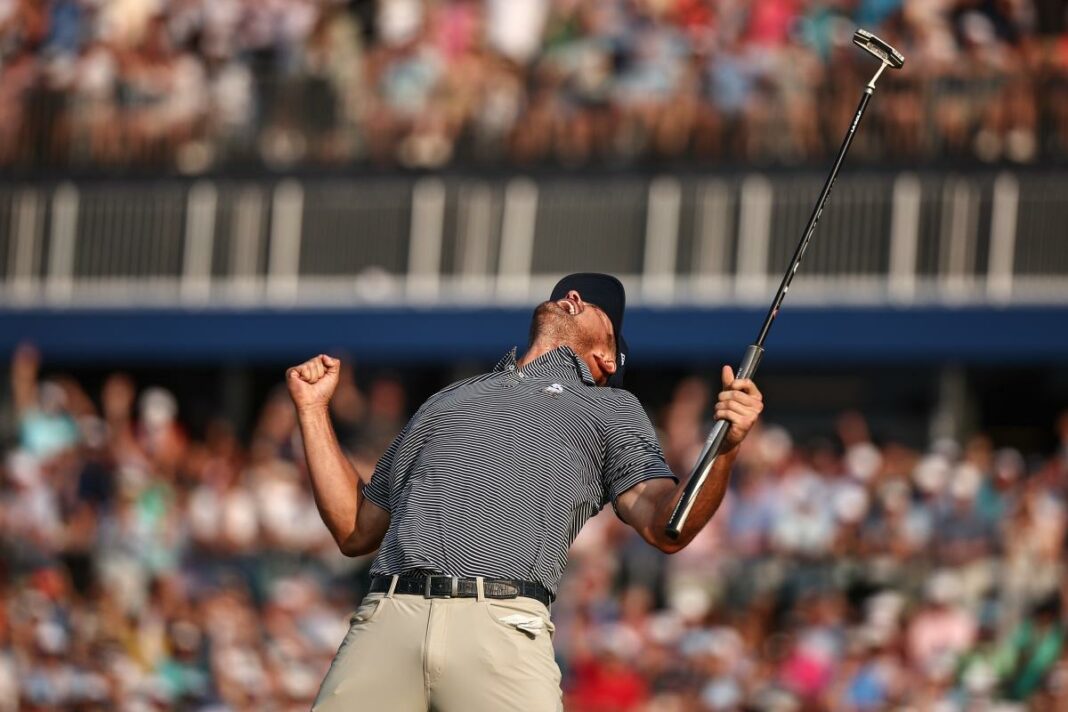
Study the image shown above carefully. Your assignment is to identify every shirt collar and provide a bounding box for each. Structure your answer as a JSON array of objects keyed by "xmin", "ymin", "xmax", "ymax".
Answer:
[{"xmin": 494, "ymin": 346, "xmax": 597, "ymax": 386}]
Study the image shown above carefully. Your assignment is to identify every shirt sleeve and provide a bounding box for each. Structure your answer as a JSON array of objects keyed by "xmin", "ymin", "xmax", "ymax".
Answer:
[
  {"xmin": 601, "ymin": 390, "xmax": 678, "ymax": 516},
  {"xmin": 361, "ymin": 427, "xmax": 403, "ymax": 512},
  {"xmin": 361, "ymin": 388, "xmax": 447, "ymax": 512}
]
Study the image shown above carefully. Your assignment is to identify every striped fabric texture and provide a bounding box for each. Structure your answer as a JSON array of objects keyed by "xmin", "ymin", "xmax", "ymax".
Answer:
[{"xmin": 362, "ymin": 346, "xmax": 677, "ymax": 596}]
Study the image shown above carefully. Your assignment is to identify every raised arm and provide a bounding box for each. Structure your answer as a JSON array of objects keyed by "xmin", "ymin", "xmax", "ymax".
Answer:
[
  {"xmin": 287, "ymin": 354, "xmax": 389, "ymax": 557},
  {"xmin": 616, "ymin": 366, "xmax": 763, "ymax": 553}
]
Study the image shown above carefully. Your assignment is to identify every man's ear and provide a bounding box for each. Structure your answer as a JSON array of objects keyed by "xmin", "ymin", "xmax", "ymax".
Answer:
[{"xmin": 593, "ymin": 350, "xmax": 617, "ymax": 377}]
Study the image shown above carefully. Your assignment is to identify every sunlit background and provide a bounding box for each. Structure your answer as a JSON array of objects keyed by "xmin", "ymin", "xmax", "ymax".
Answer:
[{"xmin": 2, "ymin": 1, "xmax": 1068, "ymax": 710}]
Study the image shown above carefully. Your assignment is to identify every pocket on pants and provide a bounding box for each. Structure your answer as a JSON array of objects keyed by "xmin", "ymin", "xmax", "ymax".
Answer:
[
  {"xmin": 349, "ymin": 593, "xmax": 388, "ymax": 625},
  {"xmin": 482, "ymin": 599, "xmax": 555, "ymax": 640},
  {"xmin": 479, "ymin": 599, "xmax": 562, "ymax": 691},
  {"xmin": 331, "ymin": 595, "xmax": 388, "ymax": 665}
]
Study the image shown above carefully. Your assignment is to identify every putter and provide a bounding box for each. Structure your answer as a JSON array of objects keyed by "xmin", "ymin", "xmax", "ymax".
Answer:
[{"xmin": 665, "ymin": 29, "xmax": 905, "ymax": 540}]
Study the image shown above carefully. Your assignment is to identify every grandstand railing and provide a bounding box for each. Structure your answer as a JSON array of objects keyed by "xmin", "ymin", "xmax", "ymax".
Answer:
[{"xmin": 1, "ymin": 172, "xmax": 1066, "ymax": 308}]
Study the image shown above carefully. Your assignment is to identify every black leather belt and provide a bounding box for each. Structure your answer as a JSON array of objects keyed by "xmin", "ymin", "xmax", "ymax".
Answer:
[{"xmin": 369, "ymin": 571, "xmax": 552, "ymax": 607}]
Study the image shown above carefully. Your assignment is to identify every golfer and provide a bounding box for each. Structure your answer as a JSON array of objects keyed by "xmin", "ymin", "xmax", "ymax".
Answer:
[{"xmin": 286, "ymin": 273, "xmax": 763, "ymax": 711}]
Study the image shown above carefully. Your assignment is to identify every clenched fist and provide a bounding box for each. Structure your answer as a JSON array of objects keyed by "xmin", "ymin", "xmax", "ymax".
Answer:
[{"xmin": 286, "ymin": 354, "xmax": 341, "ymax": 414}]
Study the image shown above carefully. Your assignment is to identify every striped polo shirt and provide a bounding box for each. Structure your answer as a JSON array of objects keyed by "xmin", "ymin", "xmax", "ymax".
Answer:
[{"xmin": 362, "ymin": 346, "xmax": 677, "ymax": 596}]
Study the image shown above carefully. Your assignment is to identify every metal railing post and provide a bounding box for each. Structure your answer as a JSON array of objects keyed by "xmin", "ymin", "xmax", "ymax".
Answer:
[
  {"xmin": 496, "ymin": 178, "xmax": 538, "ymax": 303},
  {"xmin": 987, "ymin": 172, "xmax": 1019, "ymax": 302},
  {"xmin": 181, "ymin": 181, "xmax": 218, "ymax": 304},
  {"xmin": 407, "ymin": 178, "xmax": 445, "ymax": 301},
  {"xmin": 888, "ymin": 173, "xmax": 921, "ymax": 304},
  {"xmin": 9, "ymin": 189, "xmax": 42, "ymax": 303},
  {"xmin": 46, "ymin": 183, "xmax": 79, "ymax": 304},
  {"xmin": 735, "ymin": 175, "xmax": 772, "ymax": 301},
  {"xmin": 267, "ymin": 180, "xmax": 304, "ymax": 304},
  {"xmin": 641, "ymin": 177, "xmax": 681, "ymax": 304}
]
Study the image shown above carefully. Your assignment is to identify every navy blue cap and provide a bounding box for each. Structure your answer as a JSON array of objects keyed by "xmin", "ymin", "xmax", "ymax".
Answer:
[{"xmin": 550, "ymin": 273, "xmax": 628, "ymax": 387}]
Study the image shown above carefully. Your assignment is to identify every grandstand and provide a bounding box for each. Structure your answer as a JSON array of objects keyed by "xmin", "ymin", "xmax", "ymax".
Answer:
[{"xmin": 2, "ymin": 0, "xmax": 1067, "ymax": 171}]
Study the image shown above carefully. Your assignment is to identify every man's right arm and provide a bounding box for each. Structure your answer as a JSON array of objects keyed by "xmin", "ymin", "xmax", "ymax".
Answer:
[
  {"xmin": 288, "ymin": 355, "xmax": 390, "ymax": 556},
  {"xmin": 613, "ymin": 366, "xmax": 763, "ymax": 553}
]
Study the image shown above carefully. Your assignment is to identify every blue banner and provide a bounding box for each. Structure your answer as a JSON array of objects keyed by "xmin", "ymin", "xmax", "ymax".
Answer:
[{"xmin": 2, "ymin": 306, "xmax": 1065, "ymax": 364}]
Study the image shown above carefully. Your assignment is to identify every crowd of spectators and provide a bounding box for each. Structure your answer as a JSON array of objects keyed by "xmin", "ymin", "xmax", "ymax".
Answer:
[
  {"xmin": 2, "ymin": 343, "xmax": 1067, "ymax": 711},
  {"xmin": 1, "ymin": 0, "xmax": 1067, "ymax": 171}
]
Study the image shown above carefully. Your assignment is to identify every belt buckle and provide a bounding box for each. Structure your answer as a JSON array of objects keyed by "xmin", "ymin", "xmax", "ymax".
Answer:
[{"xmin": 424, "ymin": 575, "xmax": 459, "ymax": 598}]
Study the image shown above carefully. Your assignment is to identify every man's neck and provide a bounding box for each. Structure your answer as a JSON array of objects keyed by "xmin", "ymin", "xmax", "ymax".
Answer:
[{"xmin": 517, "ymin": 340, "xmax": 565, "ymax": 369}]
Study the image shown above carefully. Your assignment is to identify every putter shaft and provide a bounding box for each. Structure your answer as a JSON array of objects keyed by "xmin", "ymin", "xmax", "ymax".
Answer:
[{"xmin": 665, "ymin": 35, "xmax": 904, "ymax": 540}]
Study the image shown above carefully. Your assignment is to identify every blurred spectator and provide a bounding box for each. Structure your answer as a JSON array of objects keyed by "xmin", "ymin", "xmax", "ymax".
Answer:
[
  {"xmin": 0, "ymin": 0, "xmax": 1066, "ymax": 171},
  {"xmin": 3, "ymin": 345, "xmax": 1068, "ymax": 709}
]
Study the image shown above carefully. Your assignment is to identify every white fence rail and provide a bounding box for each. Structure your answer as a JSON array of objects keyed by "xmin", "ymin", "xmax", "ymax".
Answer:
[{"xmin": 1, "ymin": 172, "xmax": 1064, "ymax": 308}]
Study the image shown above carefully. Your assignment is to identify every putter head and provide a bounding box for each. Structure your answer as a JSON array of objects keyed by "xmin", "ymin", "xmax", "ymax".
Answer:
[{"xmin": 853, "ymin": 29, "xmax": 905, "ymax": 69}]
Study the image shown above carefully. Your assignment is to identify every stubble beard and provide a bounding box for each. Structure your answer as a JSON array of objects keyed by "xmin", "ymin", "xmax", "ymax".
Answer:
[{"xmin": 530, "ymin": 301, "xmax": 595, "ymax": 352}]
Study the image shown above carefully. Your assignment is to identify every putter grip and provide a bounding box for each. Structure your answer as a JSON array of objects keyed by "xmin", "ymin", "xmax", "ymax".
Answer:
[{"xmin": 664, "ymin": 344, "xmax": 764, "ymax": 540}]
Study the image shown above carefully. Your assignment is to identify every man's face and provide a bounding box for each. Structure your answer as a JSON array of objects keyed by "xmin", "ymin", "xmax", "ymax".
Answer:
[{"xmin": 532, "ymin": 289, "xmax": 617, "ymax": 384}]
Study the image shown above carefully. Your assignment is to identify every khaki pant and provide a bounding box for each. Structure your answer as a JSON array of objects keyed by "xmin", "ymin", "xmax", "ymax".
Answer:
[{"xmin": 313, "ymin": 576, "xmax": 563, "ymax": 711}]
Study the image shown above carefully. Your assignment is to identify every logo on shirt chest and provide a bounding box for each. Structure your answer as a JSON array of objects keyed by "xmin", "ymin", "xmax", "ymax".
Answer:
[{"xmin": 542, "ymin": 383, "xmax": 565, "ymax": 397}]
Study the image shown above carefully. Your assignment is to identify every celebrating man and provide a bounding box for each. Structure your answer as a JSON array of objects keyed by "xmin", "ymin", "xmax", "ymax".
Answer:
[{"xmin": 286, "ymin": 273, "xmax": 763, "ymax": 711}]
